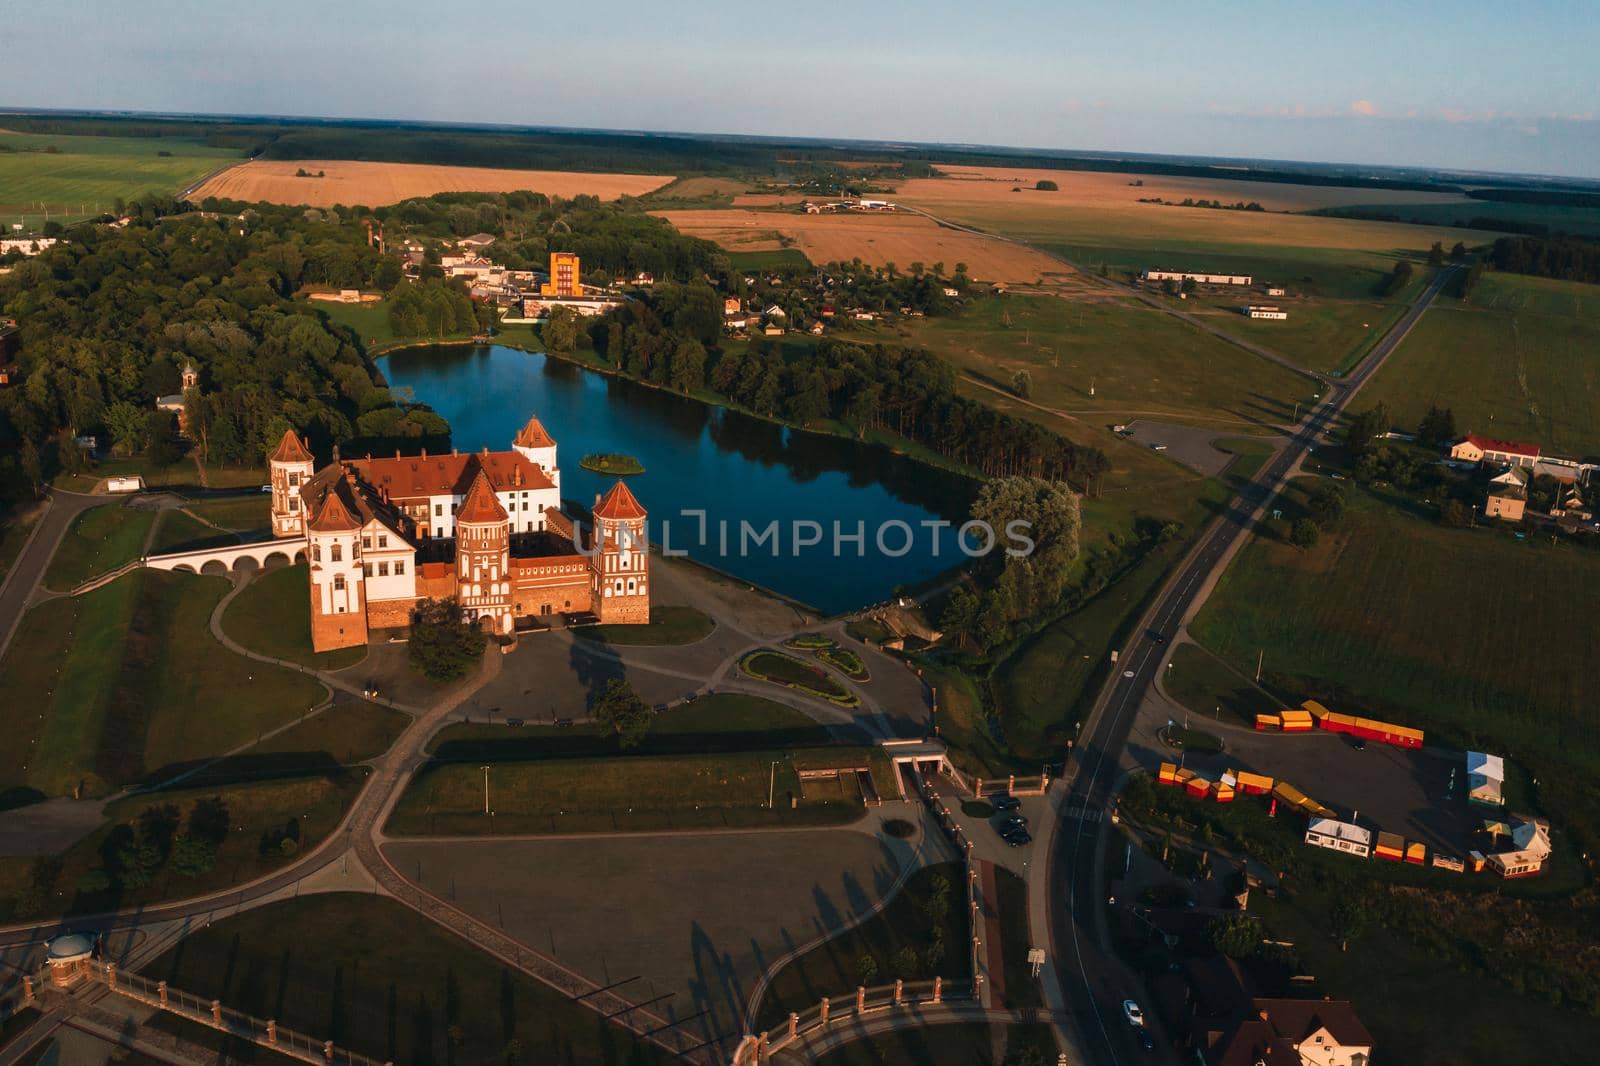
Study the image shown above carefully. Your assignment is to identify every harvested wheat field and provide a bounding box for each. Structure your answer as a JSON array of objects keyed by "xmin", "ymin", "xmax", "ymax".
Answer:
[
  {"xmin": 907, "ymin": 164, "xmax": 1473, "ymax": 214},
  {"xmin": 653, "ymin": 208, "xmax": 1071, "ymax": 285},
  {"xmin": 192, "ymin": 160, "xmax": 674, "ymax": 207}
]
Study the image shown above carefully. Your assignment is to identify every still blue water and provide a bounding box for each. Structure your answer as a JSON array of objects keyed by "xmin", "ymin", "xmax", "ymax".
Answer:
[{"xmin": 380, "ymin": 344, "xmax": 975, "ymax": 614}]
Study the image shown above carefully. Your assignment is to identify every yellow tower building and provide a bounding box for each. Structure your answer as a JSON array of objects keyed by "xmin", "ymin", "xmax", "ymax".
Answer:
[{"xmin": 541, "ymin": 251, "xmax": 581, "ymax": 297}]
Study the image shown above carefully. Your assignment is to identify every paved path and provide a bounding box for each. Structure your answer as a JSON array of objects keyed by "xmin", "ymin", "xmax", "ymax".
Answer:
[{"xmin": 0, "ymin": 488, "xmax": 105, "ymax": 662}]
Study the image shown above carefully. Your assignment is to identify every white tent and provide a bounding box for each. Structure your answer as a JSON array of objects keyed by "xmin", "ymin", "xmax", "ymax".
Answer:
[{"xmin": 1467, "ymin": 751, "xmax": 1505, "ymax": 807}]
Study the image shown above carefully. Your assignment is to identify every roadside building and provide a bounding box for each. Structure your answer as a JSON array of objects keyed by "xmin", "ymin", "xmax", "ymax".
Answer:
[
  {"xmin": 1484, "ymin": 482, "xmax": 1527, "ymax": 521},
  {"xmin": 0, "ymin": 237, "xmax": 59, "ymax": 256},
  {"xmin": 1266, "ymin": 286, "xmax": 1287, "ymax": 296},
  {"xmin": 1467, "ymin": 752, "xmax": 1506, "ymax": 807},
  {"xmin": 1487, "ymin": 815, "xmax": 1552, "ymax": 878},
  {"xmin": 1198, "ymin": 997, "xmax": 1374, "ymax": 1066},
  {"xmin": 541, "ymin": 252, "xmax": 582, "ymax": 298},
  {"xmin": 1304, "ymin": 818, "xmax": 1372, "ymax": 858},
  {"xmin": 514, "ymin": 294, "xmax": 623, "ymax": 320},
  {"xmin": 1450, "ymin": 433, "xmax": 1541, "ymax": 467},
  {"xmin": 1244, "ymin": 305, "xmax": 1288, "ymax": 320},
  {"xmin": 1142, "ymin": 269, "xmax": 1252, "ymax": 286},
  {"xmin": 455, "ymin": 233, "xmax": 497, "ymax": 252}
]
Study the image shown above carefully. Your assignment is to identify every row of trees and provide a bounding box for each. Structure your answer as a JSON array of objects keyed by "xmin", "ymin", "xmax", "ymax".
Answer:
[{"xmin": 1488, "ymin": 235, "xmax": 1600, "ymax": 285}]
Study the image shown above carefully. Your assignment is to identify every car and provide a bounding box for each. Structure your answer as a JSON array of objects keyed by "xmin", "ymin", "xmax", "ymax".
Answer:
[
  {"xmin": 259, "ymin": 484, "xmax": 272, "ymax": 493},
  {"xmin": 1150, "ymin": 443, "xmax": 1168, "ymax": 451},
  {"xmin": 1002, "ymin": 827, "xmax": 1031, "ymax": 846},
  {"xmin": 506, "ymin": 718, "xmax": 525, "ymax": 727},
  {"xmin": 992, "ymin": 795, "xmax": 1021, "ymax": 812},
  {"xmin": 1122, "ymin": 1000, "xmax": 1145, "ymax": 1027},
  {"xmin": 1349, "ymin": 737, "xmax": 1366, "ymax": 751},
  {"xmin": 1148, "ymin": 630, "xmax": 1166, "ymax": 644},
  {"xmin": 999, "ymin": 813, "xmax": 1028, "ymax": 830}
]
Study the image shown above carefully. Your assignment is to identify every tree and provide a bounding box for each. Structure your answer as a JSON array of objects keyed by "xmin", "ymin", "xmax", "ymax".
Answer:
[
  {"xmin": 170, "ymin": 834, "xmax": 218, "ymax": 876},
  {"xmin": 855, "ymin": 955, "xmax": 879, "ymax": 984},
  {"xmin": 104, "ymin": 401, "xmax": 147, "ymax": 455},
  {"xmin": 144, "ymin": 410, "xmax": 180, "ymax": 468},
  {"xmin": 1439, "ymin": 499, "xmax": 1474, "ymax": 528},
  {"xmin": 542, "ymin": 305, "xmax": 579, "ymax": 354},
  {"xmin": 1305, "ymin": 482, "xmax": 1346, "ymax": 529},
  {"xmin": 1416, "ymin": 406, "xmax": 1457, "ymax": 449},
  {"xmin": 1207, "ymin": 914, "xmax": 1260, "ymax": 958},
  {"xmin": 1428, "ymin": 241, "xmax": 1445, "ymax": 266},
  {"xmin": 1343, "ymin": 402, "xmax": 1391, "ymax": 456},
  {"xmin": 1289, "ymin": 518, "xmax": 1321, "ymax": 548},
  {"xmin": 592, "ymin": 677, "xmax": 653, "ymax": 749},
  {"xmin": 939, "ymin": 586, "xmax": 980, "ymax": 644},
  {"xmin": 1450, "ymin": 241, "xmax": 1468, "ymax": 259},
  {"xmin": 1010, "ymin": 368, "xmax": 1032, "ymax": 399},
  {"xmin": 1380, "ymin": 259, "xmax": 1415, "ymax": 297},
  {"xmin": 1034, "ymin": 179, "xmax": 1059, "ymax": 191},
  {"xmin": 1329, "ymin": 897, "xmax": 1368, "ymax": 949},
  {"xmin": 408, "ymin": 598, "xmax": 487, "ymax": 681}
]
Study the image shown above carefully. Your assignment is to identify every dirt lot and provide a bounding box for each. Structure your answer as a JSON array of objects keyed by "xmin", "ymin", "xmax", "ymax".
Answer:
[
  {"xmin": 652, "ymin": 207, "xmax": 1074, "ymax": 285},
  {"xmin": 192, "ymin": 160, "xmax": 673, "ymax": 207},
  {"xmin": 903, "ymin": 164, "xmax": 1474, "ymax": 214}
]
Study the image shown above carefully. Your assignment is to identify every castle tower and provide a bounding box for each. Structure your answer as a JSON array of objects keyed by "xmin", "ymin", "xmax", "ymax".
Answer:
[
  {"xmin": 307, "ymin": 482, "xmax": 368, "ymax": 652},
  {"xmin": 512, "ymin": 415, "xmax": 560, "ymax": 492},
  {"xmin": 590, "ymin": 481, "xmax": 649, "ymax": 624},
  {"xmin": 268, "ymin": 429, "xmax": 315, "ymax": 538},
  {"xmin": 541, "ymin": 251, "xmax": 581, "ymax": 297},
  {"xmin": 455, "ymin": 468, "xmax": 513, "ymax": 634},
  {"xmin": 180, "ymin": 361, "xmax": 199, "ymax": 391}
]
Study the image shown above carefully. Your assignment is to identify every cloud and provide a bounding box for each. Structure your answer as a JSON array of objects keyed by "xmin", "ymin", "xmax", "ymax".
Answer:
[{"xmin": 1349, "ymin": 99, "xmax": 1379, "ymax": 117}]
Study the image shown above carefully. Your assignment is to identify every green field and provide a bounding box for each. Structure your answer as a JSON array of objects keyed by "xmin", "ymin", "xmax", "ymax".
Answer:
[
  {"xmin": 43, "ymin": 502, "xmax": 156, "ymax": 590},
  {"xmin": 141, "ymin": 894, "xmax": 669, "ymax": 1066},
  {"xmin": 1191, "ymin": 482, "xmax": 1600, "ymax": 853},
  {"xmin": 182, "ymin": 495, "xmax": 271, "ymax": 531},
  {"xmin": 755, "ymin": 862, "xmax": 969, "ymax": 1029},
  {"xmin": 0, "ymin": 505, "xmax": 42, "ymax": 586},
  {"xmin": 1212, "ymin": 436, "xmax": 1277, "ymax": 487},
  {"xmin": 1363, "ymin": 272, "xmax": 1600, "ymax": 457},
  {"xmin": 222, "ymin": 562, "xmax": 366, "ymax": 669},
  {"xmin": 902, "ymin": 294, "xmax": 1316, "ymax": 431},
  {"xmin": 389, "ymin": 746, "xmax": 891, "ymax": 836},
  {"xmin": 0, "ymin": 131, "xmax": 241, "ymax": 223},
  {"xmin": 1172, "ymin": 291, "xmax": 1415, "ymax": 374},
  {"xmin": 725, "ymin": 247, "xmax": 812, "ymax": 272},
  {"xmin": 0, "ymin": 570, "xmax": 328, "ymax": 797},
  {"xmin": 148, "ymin": 508, "xmax": 235, "ymax": 554},
  {"xmin": 571, "ymin": 605, "xmax": 714, "ymax": 645}
]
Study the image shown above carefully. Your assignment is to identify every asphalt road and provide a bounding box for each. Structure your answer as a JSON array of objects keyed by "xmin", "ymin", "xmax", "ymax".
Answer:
[{"xmin": 1048, "ymin": 266, "xmax": 1456, "ymax": 1065}]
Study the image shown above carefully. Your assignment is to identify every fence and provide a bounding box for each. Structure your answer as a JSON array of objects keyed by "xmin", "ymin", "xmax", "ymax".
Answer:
[{"xmin": 730, "ymin": 978, "xmax": 974, "ymax": 1064}]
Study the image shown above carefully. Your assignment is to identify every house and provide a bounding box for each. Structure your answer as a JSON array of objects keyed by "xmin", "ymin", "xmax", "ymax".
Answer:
[
  {"xmin": 1467, "ymin": 752, "xmax": 1505, "ymax": 807},
  {"xmin": 455, "ymin": 233, "xmax": 498, "ymax": 251},
  {"xmin": 1266, "ymin": 286, "xmax": 1287, "ymax": 297},
  {"xmin": 1552, "ymin": 485, "xmax": 1591, "ymax": 520},
  {"xmin": 851, "ymin": 311, "xmax": 875, "ymax": 321},
  {"xmin": 512, "ymin": 295, "xmax": 623, "ymax": 320},
  {"xmin": 1485, "ymin": 482, "xmax": 1526, "ymax": 521},
  {"xmin": 1304, "ymin": 818, "xmax": 1371, "ymax": 858},
  {"xmin": 1450, "ymin": 433, "xmax": 1540, "ymax": 467},
  {"xmin": 942, "ymin": 287, "xmax": 960, "ymax": 298},
  {"xmin": 723, "ymin": 297, "xmax": 743, "ymax": 316},
  {"xmin": 0, "ymin": 237, "xmax": 59, "ymax": 257},
  {"xmin": 762, "ymin": 304, "xmax": 787, "ymax": 320},
  {"xmin": 809, "ymin": 321, "xmax": 825, "ymax": 335},
  {"xmin": 1142, "ymin": 269, "xmax": 1252, "ymax": 286},
  {"xmin": 1487, "ymin": 815, "xmax": 1551, "ymax": 877},
  {"xmin": 723, "ymin": 315, "xmax": 749, "ymax": 331},
  {"xmin": 541, "ymin": 251, "xmax": 582, "ymax": 298},
  {"xmin": 763, "ymin": 324, "xmax": 784, "ymax": 336},
  {"xmin": 820, "ymin": 305, "xmax": 836, "ymax": 318},
  {"xmin": 1199, "ymin": 998, "xmax": 1374, "ymax": 1066},
  {"xmin": 1245, "ymin": 305, "xmax": 1288, "ymax": 320}
]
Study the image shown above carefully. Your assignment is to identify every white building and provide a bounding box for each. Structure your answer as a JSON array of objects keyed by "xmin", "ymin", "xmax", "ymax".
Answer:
[
  {"xmin": 1467, "ymin": 751, "xmax": 1506, "ymax": 807},
  {"xmin": 1142, "ymin": 269, "xmax": 1252, "ymax": 286},
  {"xmin": 1246, "ymin": 305, "xmax": 1289, "ymax": 320},
  {"xmin": 1488, "ymin": 816, "xmax": 1551, "ymax": 878},
  {"xmin": 0, "ymin": 237, "xmax": 60, "ymax": 256},
  {"xmin": 1305, "ymin": 818, "xmax": 1372, "ymax": 858}
]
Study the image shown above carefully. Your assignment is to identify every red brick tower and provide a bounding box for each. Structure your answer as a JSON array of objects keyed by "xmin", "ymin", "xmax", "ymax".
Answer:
[
  {"xmin": 590, "ymin": 481, "xmax": 649, "ymax": 624},
  {"xmin": 307, "ymin": 483, "xmax": 367, "ymax": 652},
  {"xmin": 455, "ymin": 468, "xmax": 513, "ymax": 634},
  {"xmin": 268, "ymin": 429, "xmax": 315, "ymax": 538}
]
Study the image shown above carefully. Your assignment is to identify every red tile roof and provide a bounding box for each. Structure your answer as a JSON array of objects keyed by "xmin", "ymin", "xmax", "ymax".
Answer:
[
  {"xmin": 1461, "ymin": 433, "xmax": 1540, "ymax": 458},
  {"xmin": 457, "ymin": 470, "xmax": 508, "ymax": 524},
  {"xmin": 270, "ymin": 429, "xmax": 313, "ymax": 464},
  {"xmin": 346, "ymin": 450, "xmax": 553, "ymax": 500},
  {"xmin": 308, "ymin": 487, "xmax": 360, "ymax": 532},
  {"xmin": 515, "ymin": 416, "xmax": 555, "ymax": 449},
  {"xmin": 593, "ymin": 480, "xmax": 646, "ymax": 521}
]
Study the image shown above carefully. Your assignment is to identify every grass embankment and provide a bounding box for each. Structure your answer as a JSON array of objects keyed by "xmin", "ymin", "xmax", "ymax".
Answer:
[
  {"xmin": 0, "ymin": 130, "xmax": 242, "ymax": 221},
  {"xmin": 571, "ymin": 605, "xmax": 714, "ymax": 646},
  {"xmin": 756, "ymin": 863, "xmax": 970, "ymax": 1030},
  {"xmin": 0, "ymin": 773, "xmax": 367, "ymax": 924},
  {"xmin": 1362, "ymin": 271, "xmax": 1600, "ymax": 457},
  {"xmin": 1162, "ymin": 643, "xmax": 1279, "ymax": 726},
  {"xmin": 816, "ymin": 1025, "xmax": 1060, "ymax": 1066},
  {"xmin": 741, "ymin": 650, "xmax": 859, "ymax": 706},
  {"xmin": 141, "ymin": 894, "xmax": 670, "ymax": 1066},
  {"xmin": 389, "ymin": 745, "xmax": 891, "ymax": 836},
  {"xmin": 0, "ymin": 570, "xmax": 328, "ymax": 798},
  {"xmin": 148, "ymin": 508, "xmax": 236, "ymax": 554},
  {"xmin": 994, "ymin": 866, "xmax": 1042, "ymax": 1010},
  {"xmin": 181, "ymin": 495, "xmax": 271, "ymax": 531},
  {"xmin": 51, "ymin": 456, "xmax": 266, "ymax": 494},
  {"xmin": 0, "ymin": 504, "xmax": 43, "ymax": 586},
  {"xmin": 222, "ymin": 562, "xmax": 366, "ymax": 669},
  {"xmin": 1213, "ymin": 437, "xmax": 1277, "ymax": 487},
  {"xmin": 578, "ymin": 452, "xmax": 645, "ymax": 476},
  {"xmin": 43, "ymin": 503, "xmax": 156, "ymax": 590}
]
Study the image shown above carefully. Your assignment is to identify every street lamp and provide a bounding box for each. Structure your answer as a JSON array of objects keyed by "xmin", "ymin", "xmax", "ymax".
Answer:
[{"xmin": 481, "ymin": 765, "xmax": 492, "ymax": 815}]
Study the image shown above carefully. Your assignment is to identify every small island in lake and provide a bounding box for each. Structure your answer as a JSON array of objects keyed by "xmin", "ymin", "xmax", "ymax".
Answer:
[{"xmin": 580, "ymin": 452, "xmax": 646, "ymax": 476}]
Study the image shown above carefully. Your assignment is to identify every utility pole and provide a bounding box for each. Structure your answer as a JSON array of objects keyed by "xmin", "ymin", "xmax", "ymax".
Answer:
[
  {"xmin": 481, "ymin": 765, "xmax": 491, "ymax": 815},
  {"xmin": 1256, "ymin": 649, "xmax": 1264, "ymax": 683},
  {"xmin": 769, "ymin": 761, "xmax": 778, "ymax": 809}
]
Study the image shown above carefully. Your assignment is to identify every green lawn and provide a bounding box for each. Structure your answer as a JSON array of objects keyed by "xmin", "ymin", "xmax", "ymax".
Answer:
[
  {"xmin": 0, "ymin": 131, "xmax": 240, "ymax": 222},
  {"xmin": 1175, "ymin": 292, "xmax": 1412, "ymax": 375},
  {"xmin": 140, "ymin": 894, "xmax": 670, "ymax": 1066},
  {"xmin": 756, "ymin": 862, "xmax": 969, "ymax": 1030},
  {"xmin": 389, "ymin": 746, "xmax": 891, "ymax": 836},
  {"xmin": 43, "ymin": 503, "xmax": 156, "ymax": 590},
  {"xmin": 222, "ymin": 562, "xmax": 366, "ymax": 669},
  {"xmin": 571, "ymin": 605, "xmax": 714, "ymax": 645},
  {"xmin": 245, "ymin": 700, "xmax": 410, "ymax": 766},
  {"xmin": 0, "ymin": 570, "xmax": 328, "ymax": 797},
  {"xmin": 0, "ymin": 504, "xmax": 43, "ymax": 586},
  {"xmin": 1213, "ymin": 436, "xmax": 1277, "ymax": 487},
  {"xmin": 994, "ymin": 866, "xmax": 1042, "ymax": 1010},
  {"xmin": 148, "ymin": 508, "xmax": 236, "ymax": 554},
  {"xmin": 742, "ymin": 650, "xmax": 858, "ymax": 704},
  {"xmin": 816, "ymin": 1024, "xmax": 1059, "ymax": 1066},
  {"xmin": 903, "ymin": 294, "xmax": 1315, "ymax": 431},
  {"xmin": 181, "ymin": 495, "xmax": 271, "ymax": 531},
  {"xmin": 1363, "ymin": 272, "xmax": 1600, "ymax": 457},
  {"xmin": 725, "ymin": 247, "xmax": 812, "ymax": 272},
  {"xmin": 1162, "ymin": 642, "xmax": 1280, "ymax": 726},
  {"xmin": 0, "ymin": 772, "xmax": 366, "ymax": 924}
]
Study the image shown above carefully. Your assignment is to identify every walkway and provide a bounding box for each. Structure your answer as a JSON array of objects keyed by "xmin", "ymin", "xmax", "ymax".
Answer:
[{"xmin": 0, "ymin": 488, "xmax": 105, "ymax": 662}]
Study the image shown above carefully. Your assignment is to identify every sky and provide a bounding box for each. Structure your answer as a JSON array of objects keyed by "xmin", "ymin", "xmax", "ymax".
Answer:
[{"xmin": 3, "ymin": 0, "xmax": 1598, "ymax": 179}]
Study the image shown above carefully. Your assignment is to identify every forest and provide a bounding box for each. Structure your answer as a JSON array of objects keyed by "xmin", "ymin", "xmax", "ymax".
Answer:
[
  {"xmin": 1487, "ymin": 235, "xmax": 1600, "ymax": 285},
  {"xmin": 0, "ymin": 197, "xmax": 449, "ymax": 515}
]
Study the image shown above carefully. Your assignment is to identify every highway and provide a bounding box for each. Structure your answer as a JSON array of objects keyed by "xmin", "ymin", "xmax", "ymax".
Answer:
[{"xmin": 1047, "ymin": 265, "xmax": 1456, "ymax": 1065}]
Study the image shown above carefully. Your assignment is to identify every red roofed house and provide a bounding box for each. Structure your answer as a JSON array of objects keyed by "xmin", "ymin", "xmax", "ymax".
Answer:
[
  {"xmin": 1450, "ymin": 433, "xmax": 1540, "ymax": 468},
  {"xmin": 270, "ymin": 415, "xmax": 649, "ymax": 651},
  {"xmin": 1199, "ymin": 998, "xmax": 1374, "ymax": 1066}
]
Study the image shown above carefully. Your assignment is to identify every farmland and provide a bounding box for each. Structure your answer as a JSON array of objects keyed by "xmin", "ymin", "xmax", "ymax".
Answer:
[
  {"xmin": 1362, "ymin": 271, "xmax": 1600, "ymax": 456},
  {"xmin": 900, "ymin": 293, "xmax": 1317, "ymax": 430},
  {"xmin": 652, "ymin": 207, "xmax": 1074, "ymax": 285},
  {"xmin": 0, "ymin": 130, "xmax": 241, "ymax": 222},
  {"xmin": 192, "ymin": 159, "xmax": 673, "ymax": 208},
  {"xmin": 1190, "ymin": 482, "xmax": 1600, "ymax": 777}
]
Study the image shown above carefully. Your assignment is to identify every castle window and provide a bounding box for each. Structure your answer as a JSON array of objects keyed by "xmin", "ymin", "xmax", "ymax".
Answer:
[
  {"xmin": 288, "ymin": 473, "xmax": 300, "ymax": 487},
  {"xmin": 434, "ymin": 503, "xmax": 443, "ymax": 517},
  {"xmin": 395, "ymin": 561, "xmax": 405, "ymax": 575},
  {"xmin": 379, "ymin": 562, "xmax": 389, "ymax": 577},
  {"xmin": 363, "ymin": 563, "xmax": 372, "ymax": 577},
  {"xmin": 378, "ymin": 535, "xmax": 388, "ymax": 548},
  {"xmin": 628, "ymin": 580, "xmax": 636, "ymax": 593},
  {"xmin": 312, "ymin": 544, "xmax": 321, "ymax": 562},
  {"xmin": 460, "ymin": 557, "xmax": 469, "ymax": 576},
  {"xmin": 334, "ymin": 574, "xmax": 346, "ymax": 591},
  {"xmin": 362, "ymin": 536, "xmax": 371, "ymax": 550},
  {"xmin": 289, "ymin": 498, "xmax": 299, "ymax": 512},
  {"xmin": 331, "ymin": 544, "xmax": 342, "ymax": 562}
]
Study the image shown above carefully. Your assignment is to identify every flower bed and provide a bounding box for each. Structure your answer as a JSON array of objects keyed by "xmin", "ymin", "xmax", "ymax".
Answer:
[{"xmin": 740, "ymin": 650, "xmax": 860, "ymax": 707}]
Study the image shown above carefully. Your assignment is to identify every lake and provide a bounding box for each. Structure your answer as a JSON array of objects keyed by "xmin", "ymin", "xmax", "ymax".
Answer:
[{"xmin": 380, "ymin": 344, "xmax": 976, "ymax": 614}]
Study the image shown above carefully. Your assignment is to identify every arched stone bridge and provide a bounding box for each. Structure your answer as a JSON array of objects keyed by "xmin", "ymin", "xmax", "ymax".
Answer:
[{"xmin": 143, "ymin": 536, "xmax": 306, "ymax": 576}]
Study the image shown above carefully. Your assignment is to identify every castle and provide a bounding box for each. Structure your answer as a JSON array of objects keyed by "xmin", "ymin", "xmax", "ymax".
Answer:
[{"xmin": 268, "ymin": 416, "xmax": 650, "ymax": 653}]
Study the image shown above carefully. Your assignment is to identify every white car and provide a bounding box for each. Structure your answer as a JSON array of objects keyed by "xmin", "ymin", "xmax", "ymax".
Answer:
[{"xmin": 1122, "ymin": 999, "xmax": 1145, "ymax": 1027}]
